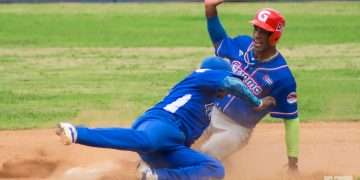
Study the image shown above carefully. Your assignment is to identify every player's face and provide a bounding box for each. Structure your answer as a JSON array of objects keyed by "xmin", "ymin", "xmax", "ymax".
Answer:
[{"xmin": 252, "ymin": 26, "xmax": 272, "ymax": 52}]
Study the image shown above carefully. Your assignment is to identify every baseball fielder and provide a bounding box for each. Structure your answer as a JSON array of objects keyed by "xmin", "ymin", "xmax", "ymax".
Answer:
[
  {"xmin": 56, "ymin": 58, "xmax": 276, "ymax": 180},
  {"xmin": 202, "ymin": 0, "xmax": 300, "ymax": 171}
]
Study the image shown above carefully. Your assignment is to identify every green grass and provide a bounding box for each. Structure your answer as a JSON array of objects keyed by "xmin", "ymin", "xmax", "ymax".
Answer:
[
  {"xmin": 0, "ymin": 2, "xmax": 359, "ymax": 129},
  {"xmin": 0, "ymin": 2, "xmax": 359, "ymax": 47},
  {"xmin": 294, "ymin": 69, "xmax": 360, "ymax": 121},
  {"xmin": 0, "ymin": 48, "xmax": 209, "ymax": 129}
]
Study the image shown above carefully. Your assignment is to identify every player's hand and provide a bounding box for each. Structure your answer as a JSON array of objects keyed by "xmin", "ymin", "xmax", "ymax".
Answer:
[
  {"xmin": 55, "ymin": 122, "xmax": 77, "ymax": 145},
  {"xmin": 204, "ymin": 0, "xmax": 224, "ymax": 8},
  {"xmin": 288, "ymin": 156, "xmax": 298, "ymax": 171},
  {"xmin": 204, "ymin": 0, "xmax": 224, "ymax": 18},
  {"xmin": 254, "ymin": 96, "xmax": 276, "ymax": 111}
]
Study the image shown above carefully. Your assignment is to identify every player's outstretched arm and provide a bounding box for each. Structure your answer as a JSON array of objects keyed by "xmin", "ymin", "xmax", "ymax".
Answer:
[
  {"xmin": 221, "ymin": 76, "xmax": 276, "ymax": 110},
  {"xmin": 204, "ymin": 0, "xmax": 227, "ymax": 47}
]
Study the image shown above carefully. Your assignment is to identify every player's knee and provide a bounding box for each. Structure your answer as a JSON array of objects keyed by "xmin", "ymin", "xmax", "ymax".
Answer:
[
  {"xmin": 201, "ymin": 132, "xmax": 242, "ymax": 160},
  {"xmin": 223, "ymin": 133, "xmax": 244, "ymax": 149}
]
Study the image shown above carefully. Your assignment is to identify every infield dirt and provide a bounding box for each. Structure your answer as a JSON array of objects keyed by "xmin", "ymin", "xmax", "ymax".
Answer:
[{"xmin": 0, "ymin": 122, "xmax": 359, "ymax": 180}]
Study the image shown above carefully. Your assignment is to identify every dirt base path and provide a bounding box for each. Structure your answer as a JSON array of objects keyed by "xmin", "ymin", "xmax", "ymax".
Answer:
[{"xmin": 0, "ymin": 122, "xmax": 359, "ymax": 180}]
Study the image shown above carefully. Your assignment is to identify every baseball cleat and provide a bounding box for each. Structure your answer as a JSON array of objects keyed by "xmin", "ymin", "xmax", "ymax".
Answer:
[
  {"xmin": 136, "ymin": 160, "xmax": 158, "ymax": 180},
  {"xmin": 56, "ymin": 122, "xmax": 77, "ymax": 145}
]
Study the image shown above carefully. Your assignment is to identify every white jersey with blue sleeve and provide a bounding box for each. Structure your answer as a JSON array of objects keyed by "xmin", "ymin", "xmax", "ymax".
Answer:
[{"xmin": 215, "ymin": 35, "xmax": 298, "ymax": 128}]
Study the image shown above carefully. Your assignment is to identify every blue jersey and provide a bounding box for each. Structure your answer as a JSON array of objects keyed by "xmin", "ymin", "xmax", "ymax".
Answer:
[
  {"xmin": 215, "ymin": 35, "xmax": 298, "ymax": 128},
  {"xmin": 148, "ymin": 69, "xmax": 230, "ymax": 145}
]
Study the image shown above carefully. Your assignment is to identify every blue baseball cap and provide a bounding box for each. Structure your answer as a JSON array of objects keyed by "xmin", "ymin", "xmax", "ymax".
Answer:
[{"xmin": 200, "ymin": 56, "xmax": 232, "ymax": 72}]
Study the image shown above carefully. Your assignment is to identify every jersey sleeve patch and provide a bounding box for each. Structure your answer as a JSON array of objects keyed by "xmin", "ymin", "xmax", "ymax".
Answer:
[
  {"xmin": 270, "ymin": 79, "xmax": 298, "ymax": 119},
  {"xmin": 286, "ymin": 92, "xmax": 297, "ymax": 104}
]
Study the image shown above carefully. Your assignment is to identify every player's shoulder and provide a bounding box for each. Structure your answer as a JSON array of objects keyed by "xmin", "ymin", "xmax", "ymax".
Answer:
[
  {"xmin": 260, "ymin": 53, "xmax": 296, "ymax": 84},
  {"xmin": 271, "ymin": 52, "xmax": 287, "ymax": 65},
  {"xmin": 233, "ymin": 35, "xmax": 252, "ymax": 42},
  {"xmin": 232, "ymin": 35, "xmax": 253, "ymax": 48},
  {"xmin": 265, "ymin": 52, "xmax": 291, "ymax": 70},
  {"xmin": 275, "ymin": 53, "xmax": 296, "ymax": 81},
  {"xmin": 272, "ymin": 68, "xmax": 297, "ymax": 88}
]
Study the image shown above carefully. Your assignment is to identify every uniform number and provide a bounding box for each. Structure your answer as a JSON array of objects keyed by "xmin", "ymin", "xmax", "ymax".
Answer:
[{"xmin": 164, "ymin": 94, "xmax": 192, "ymax": 113}]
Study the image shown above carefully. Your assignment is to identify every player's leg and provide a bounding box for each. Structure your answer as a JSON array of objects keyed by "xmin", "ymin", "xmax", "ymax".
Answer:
[
  {"xmin": 201, "ymin": 107, "xmax": 252, "ymax": 160},
  {"xmin": 57, "ymin": 118, "xmax": 185, "ymax": 153},
  {"xmin": 140, "ymin": 146, "xmax": 224, "ymax": 180}
]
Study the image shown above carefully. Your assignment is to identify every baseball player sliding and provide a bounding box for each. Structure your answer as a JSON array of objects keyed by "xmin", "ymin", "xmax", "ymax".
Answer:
[
  {"xmin": 56, "ymin": 58, "xmax": 276, "ymax": 180},
  {"xmin": 201, "ymin": 0, "xmax": 300, "ymax": 171}
]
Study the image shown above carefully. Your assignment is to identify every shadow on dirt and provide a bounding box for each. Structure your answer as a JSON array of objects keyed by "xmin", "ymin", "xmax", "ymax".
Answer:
[{"xmin": 0, "ymin": 158, "xmax": 58, "ymax": 178}]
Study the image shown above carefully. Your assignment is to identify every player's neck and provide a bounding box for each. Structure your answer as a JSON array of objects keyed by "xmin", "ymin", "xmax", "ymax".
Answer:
[{"xmin": 254, "ymin": 47, "xmax": 278, "ymax": 63}]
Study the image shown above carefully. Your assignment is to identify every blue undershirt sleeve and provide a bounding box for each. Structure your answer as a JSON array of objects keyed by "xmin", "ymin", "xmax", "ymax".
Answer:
[{"xmin": 207, "ymin": 16, "xmax": 228, "ymax": 45}]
